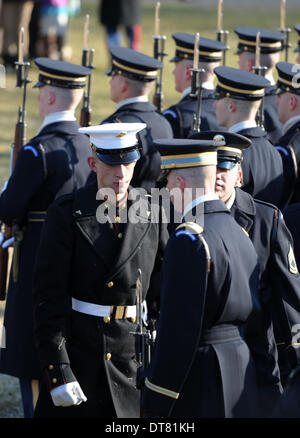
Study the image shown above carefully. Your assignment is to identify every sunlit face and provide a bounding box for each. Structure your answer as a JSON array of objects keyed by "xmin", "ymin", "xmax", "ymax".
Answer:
[
  {"xmin": 109, "ymin": 73, "xmax": 124, "ymax": 103},
  {"xmin": 91, "ymin": 156, "xmax": 136, "ymax": 197},
  {"xmin": 276, "ymin": 91, "xmax": 291, "ymax": 124},
  {"xmin": 37, "ymin": 86, "xmax": 49, "ymax": 119},
  {"xmin": 238, "ymin": 52, "xmax": 252, "ymax": 72},
  {"xmin": 173, "ymin": 60, "xmax": 188, "ymax": 93},
  {"xmin": 215, "ymin": 164, "xmax": 242, "ymax": 203},
  {"xmin": 165, "ymin": 170, "xmax": 185, "ymax": 212},
  {"xmin": 214, "ymin": 97, "xmax": 229, "ymax": 128}
]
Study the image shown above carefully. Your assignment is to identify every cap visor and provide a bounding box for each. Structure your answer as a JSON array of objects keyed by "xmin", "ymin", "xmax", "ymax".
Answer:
[
  {"xmin": 169, "ymin": 56, "xmax": 182, "ymax": 63},
  {"xmin": 96, "ymin": 149, "xmax": 140, "ymax": 165},
  {"xmin": 105, "ymin": 67, "xmax": 113, "ymax": 76},
  {"xmin": 274, "ymin": 87, "xmax": 286, "ymax": 95},
  {"xmin": 217, "ymin": 161, "xmax": 237, "ymax": 170},
  {"xmin": 33, "ymin": 80, "xmax": 44, "ymax": 88}
]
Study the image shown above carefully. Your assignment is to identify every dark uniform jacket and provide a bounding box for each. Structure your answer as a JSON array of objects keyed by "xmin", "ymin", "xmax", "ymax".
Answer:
[
  {"xmin": 100, "ymin": 101, "xmax": 173, "ymax": 192},
  {"xmin": 283, "ymin": 202, "xmax": 300, "ymax": 269},
  {"xmin": 263, "ymin": 85, "xmax": 283, "ymax": 145},
  {"xmin": 237, "ymin": 126, "xmax": 285, "ymax": 209},
  {"xmin": 163, "ymin": 89, "xmax": 223, "ymax": 139},
  {"xmin": 275, "ymin": 120, "xmax": 300, "ymax": 206},
  {"xmin": 231, "ymin": 188, "xmax": 300, "ymax": 388},
  {"xmin": 142, "ymin": 199, "xmax": 274, "ymax": 418},
  {"xmin": 272, "ymin": 365, "xmax": 300, "ymax": 418},
  {"xmin": 33, "ymin": 182, "xmax": 168, "ymax": 418},
  {"xmin": 0, "ymin": 121, "xmax": 91, "ymax": 380}
]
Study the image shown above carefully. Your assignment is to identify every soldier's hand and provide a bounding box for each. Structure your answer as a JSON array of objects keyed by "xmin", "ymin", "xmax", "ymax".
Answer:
[{"xmin": 50, "ymin": 381, "xmax": 87, "ymax": 407}]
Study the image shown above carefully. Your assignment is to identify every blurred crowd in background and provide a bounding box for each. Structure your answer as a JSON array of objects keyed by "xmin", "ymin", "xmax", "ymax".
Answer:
[{"xmin": 0, "ymin": 0, "xmax": 144, "ymax": 73}]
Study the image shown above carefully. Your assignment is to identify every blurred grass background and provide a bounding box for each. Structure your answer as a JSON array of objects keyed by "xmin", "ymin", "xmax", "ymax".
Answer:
[{"xmin": 0, "ymin": 0, "xmax": 300, "ymax": 189}]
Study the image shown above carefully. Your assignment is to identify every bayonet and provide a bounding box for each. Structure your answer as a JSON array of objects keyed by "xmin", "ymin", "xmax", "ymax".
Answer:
[
  {"xmin": 280, "ymin": 0, "xmax": 291, "ymax": 62},
  {"xmin": 152, "ymin": 2, "xmax": 167, "ymax": 112},
  {"xmin": 80, "ymin": 14, "xmax": 95, "ymax": 127},
  {"xmin": 216, "ymin": 0, "xmax": 229, "ymax": 65}
]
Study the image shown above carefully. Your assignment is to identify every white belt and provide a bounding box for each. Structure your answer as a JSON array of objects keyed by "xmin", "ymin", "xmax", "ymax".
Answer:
[{"xmin": 72, "ymin": 297, "xmax": 137, "ymax": 320}]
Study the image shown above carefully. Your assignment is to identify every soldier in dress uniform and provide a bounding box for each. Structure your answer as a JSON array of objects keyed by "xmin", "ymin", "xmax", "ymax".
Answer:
[
  {"xmin": 274, "ymin": 62, "xmax": 300, "ymax": 206},
  {"xmin": 0, "ymin": 58, "xmax": 92, "ymax": 418},
  {"xmin": 294, "ymin": 24, "xmax": 300, "ymax": 64},
  {"xmin": 162, "ymin": 33, "xmax": 227, "ymax": 138},
  {"xmin": 32, "ymin": 123, "xmax": 169, "ymax": 418},
  {"xmin": 234, "ymin": 26, "xmax": 285, "ymax": 144},
  {"xmin": 192, "ymin": 130, "xmax": 300, "ymax": 392},
  {"xmin": 98, "ymin": 47, "xmax": 173, "ymax": 193},
  {"xmin": 141, "ymin": 136, "xmax": 269, "ymax": 418},
  {"xmin": 213, "ymin": 66, "xmax": 285, "ymax": 209}
]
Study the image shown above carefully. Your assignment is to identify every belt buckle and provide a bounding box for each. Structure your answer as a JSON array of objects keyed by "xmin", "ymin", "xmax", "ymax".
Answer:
[{"xmin": 111, "ymin": 305, "xmax": 128, "ymax": 319}]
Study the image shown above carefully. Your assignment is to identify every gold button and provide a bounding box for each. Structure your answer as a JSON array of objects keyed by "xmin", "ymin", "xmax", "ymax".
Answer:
[
  {"xmin": 106, "ymin": 353, "xmax": 112, "ymax": 360},
  {"xmin": 103, "ymin": 316, "xmax": 111, "ymax": 323},
  {"xmin": 131, "ymin": 317, "xmax": 136, "ymax": 323},
  {"xmin": 48, "ymin": 364, "xmax": 54, "ymax": 370},
  {"xmin": 107, "ymin": 281, "xmax": 114, "ymax": 288},
  {"xmin": 115, "ymin": 216, "xmax": 121, "ymax": 223},
  {"xmin": 52, "ymin": 378, "xmax": 57, "ymax": 384},
  {"xmin": 117, "ymin": 233, "xmax": 123, "ymax": 239}
]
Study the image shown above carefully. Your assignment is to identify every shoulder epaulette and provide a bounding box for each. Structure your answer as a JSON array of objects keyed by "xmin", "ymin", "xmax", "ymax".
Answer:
[
  {"xmin": 163, "ymin": 107, "xmax": 178, "ymax": 119},
  {"xmin": 253, "ymin": 197, "xmax": 278, "ymax": 211},
  {"xmin": 175, "ymin": 221, "xmax": 203, "ymax": 241}
]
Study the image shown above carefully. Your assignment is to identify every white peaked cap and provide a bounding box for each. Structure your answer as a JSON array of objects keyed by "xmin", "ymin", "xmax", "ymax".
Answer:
[{"xmin": 79, "ymin": 123, "xmax": 147, "ymax": 150}]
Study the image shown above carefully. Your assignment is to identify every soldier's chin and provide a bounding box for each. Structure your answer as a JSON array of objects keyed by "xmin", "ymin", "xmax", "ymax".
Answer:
[
  {"xmin": 215, "ymin": 186, "xmax": 223, "ymax": 198},
  {"xmin": 114, "ymin": 182, "xmax": 129, "ymax": 194}
]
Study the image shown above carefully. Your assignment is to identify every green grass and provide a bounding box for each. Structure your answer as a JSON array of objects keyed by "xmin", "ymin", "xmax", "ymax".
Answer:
[{"xmin": 1, "ymin": 0, "xmax": 300, "ymax": 187}]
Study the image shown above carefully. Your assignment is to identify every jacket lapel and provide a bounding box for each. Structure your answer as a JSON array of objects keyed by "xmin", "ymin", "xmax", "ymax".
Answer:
[
  {"xmin": 230, "ymin": 188, "xmax": 255, "ymax": 233},
  {"xmin": 72, "ymin": 184, "xmax": 153, "ymax": 274},
  {"xmin": 108, "ymin": 191, "xmax": 152, "ymax": 277},
  {"xmin": 72, "ymin": 182, "xmax": 113, "ymax": 266}
]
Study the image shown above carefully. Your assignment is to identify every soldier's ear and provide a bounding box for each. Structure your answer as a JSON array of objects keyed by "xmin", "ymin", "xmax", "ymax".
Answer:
[
  {"xmin": 88, "ymin": 156, "xmax": 97, "ymax": 172},
  {"xmin": 228, "ymin": 99, "xmax": 237, "ymax": 113},
  {"xmin": 247, "ymin": 57, "xmax": 255, "ymax": 72},
  {"xmin": 290, "ymin": 95, "xmax": 298, "ymax": 111},
  {"xmin": 48, "ymin": 90, "xmax": 56, "ymax": 105},
  {"xmin": 186, "ymin": 64, "xmax": 193, "ymax": 81}
]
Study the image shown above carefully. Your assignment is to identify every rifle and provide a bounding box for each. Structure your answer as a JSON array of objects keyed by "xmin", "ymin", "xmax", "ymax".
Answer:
[
  {"xmin": 80, "ymin": 14, "xmax": 95, "ymax": 127},
  {"xmin": 280, "ymin": 0, "xmax": 291, "ymax": 62},
  {"xmin": 152, "ymin": 2, "xmax": 167, "ymax": 112},
  {"xmin": 252, "ymin": 32, "xmax": 267, "ymax": 130},
  {"xmin": 190, "ymin": 33, "xmax": 206, "ymax": 135},
  {"xmin": 0, "ymin": 28, "xmax": 30, "ymax": 300},
  {"xmin": 131, "ymin": 269, "xmax": 155, "ymax": 389},
  {"xmin": 216, "ymin": 0, "xmax": 229, "ymax": 66}
]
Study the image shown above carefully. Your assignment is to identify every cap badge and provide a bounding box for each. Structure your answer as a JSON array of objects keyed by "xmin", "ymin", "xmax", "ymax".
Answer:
[
  {"xmin": 116, "ymin": 132, "xmax": 127, "ymax": 138},
  {"xmin": 213, "ymin": 134, "xmax": 225, "ymax": 142}
]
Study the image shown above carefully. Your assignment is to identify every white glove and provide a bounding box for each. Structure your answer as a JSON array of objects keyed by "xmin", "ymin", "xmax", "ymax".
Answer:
[{"xmin": 50, "ymin": 381, "xmax": 87, "ymax": 407}]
